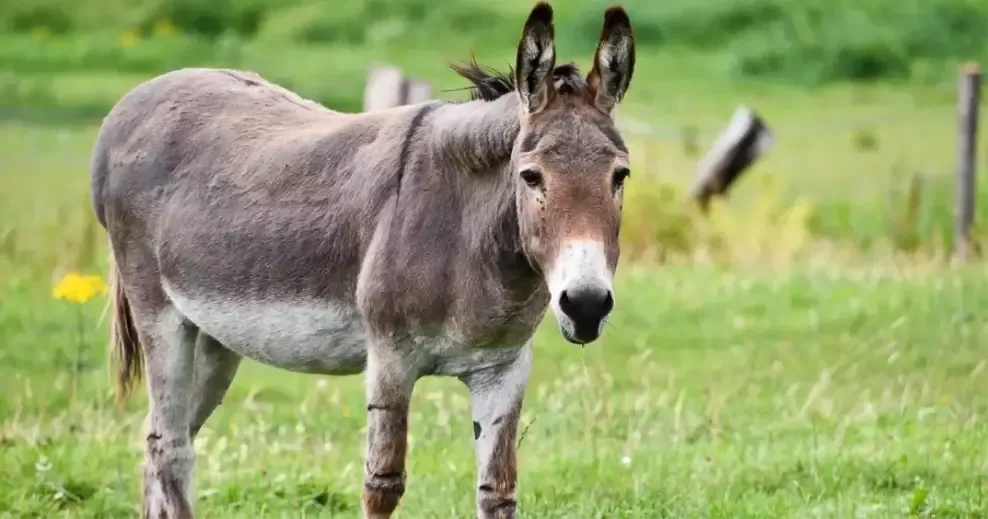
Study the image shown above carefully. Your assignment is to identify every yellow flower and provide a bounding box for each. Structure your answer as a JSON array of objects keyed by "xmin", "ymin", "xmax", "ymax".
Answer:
[
  {"xmin": 152, "ymin": 19, "xmax": 175, "ymax": 37},
  {"xmin": 119, "ymin": 29, "xmax": 140, "ymax": 48},
  {"xmin": 53, "ymin": 273, "xmax": 108, "ymax": 304}
]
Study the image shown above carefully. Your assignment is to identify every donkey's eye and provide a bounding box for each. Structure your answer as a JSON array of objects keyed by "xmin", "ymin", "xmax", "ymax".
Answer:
[
  {"xmin": 612, "ymin": 167, "xmax": 631, "ymax": 190},
  {"xmin": 520, "ymin": 168, "xmax": 543, "ymax": 188}
]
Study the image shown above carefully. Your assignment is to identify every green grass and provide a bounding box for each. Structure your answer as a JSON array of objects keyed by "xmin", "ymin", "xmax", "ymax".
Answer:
[{"xmin": 2, "ymin": 264, "xmax": 986, "ymax": 517}]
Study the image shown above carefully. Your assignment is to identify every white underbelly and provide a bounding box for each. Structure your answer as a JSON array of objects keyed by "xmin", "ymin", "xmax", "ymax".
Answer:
[{"xmin": 163, "ymin": 285, "xmax": 367, "ymax": 375}]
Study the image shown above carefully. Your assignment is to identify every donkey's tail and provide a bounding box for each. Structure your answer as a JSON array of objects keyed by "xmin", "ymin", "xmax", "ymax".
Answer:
[{"xmin": 108, "ymin": 252, "xmax": 143, "ymax": 405}]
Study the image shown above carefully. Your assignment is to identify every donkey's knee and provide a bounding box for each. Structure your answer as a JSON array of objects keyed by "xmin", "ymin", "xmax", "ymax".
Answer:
[
  {"xmin": 478, "ymin": 484, "xmax": 517, "ymax": 519},
  {"xmin": 142, "ymin": 432, "xmax": 195, "ymax": 519},
  {"xmin": 362, "ymin": 471, "xmax": 406, "ymax": 518}
]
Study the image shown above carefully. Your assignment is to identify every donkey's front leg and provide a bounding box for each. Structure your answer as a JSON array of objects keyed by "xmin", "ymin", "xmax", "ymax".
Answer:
[
  {"xmin": 460, "ymin": 344, "xmax": 532, "ymax": 519},
  {"xmin": 362, "ymin": 345, "xmax": 417, "ymax": 519}
]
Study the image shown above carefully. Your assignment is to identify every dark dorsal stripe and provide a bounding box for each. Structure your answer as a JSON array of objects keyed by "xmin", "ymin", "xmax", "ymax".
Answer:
[{"xmin": 395, "ymin": 102, "xmax": 440, "ymax": 199}]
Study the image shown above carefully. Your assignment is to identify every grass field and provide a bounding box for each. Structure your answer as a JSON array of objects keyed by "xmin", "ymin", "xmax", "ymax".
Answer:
[
  {"xmin": 1, "ymin": 0, "xmax": 988, "ymax": 515},
  {"xmin": 2, "ymin": 263, "xmax": 987, "ymax": 518}
]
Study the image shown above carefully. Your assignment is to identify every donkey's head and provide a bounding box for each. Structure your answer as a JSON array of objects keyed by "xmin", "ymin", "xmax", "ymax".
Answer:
[{"xmin": 511, "ymin": 3, "xmax": 635, "ymax": 345}]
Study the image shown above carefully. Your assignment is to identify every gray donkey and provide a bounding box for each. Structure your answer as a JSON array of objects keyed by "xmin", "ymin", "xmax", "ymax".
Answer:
[{"xmin": 91, "ymin": 2, "xmax": 635, "ymax": 517}]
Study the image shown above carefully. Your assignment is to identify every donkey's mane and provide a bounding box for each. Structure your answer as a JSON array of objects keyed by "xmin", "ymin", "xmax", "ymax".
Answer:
[{"xmin": 449, "ymin": 59, "xmax": 588, "ymax": 102}]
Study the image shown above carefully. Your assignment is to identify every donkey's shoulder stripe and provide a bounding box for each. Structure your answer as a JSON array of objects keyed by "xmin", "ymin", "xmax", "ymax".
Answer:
[{"xmin": 394, "ymin": 102, "xmax": 440, "ymax": 199}]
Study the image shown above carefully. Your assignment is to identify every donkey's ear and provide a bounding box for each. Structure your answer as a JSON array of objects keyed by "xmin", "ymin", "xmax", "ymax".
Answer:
[
  {"xmin": 514, "ymin": 2, "xmax": 556, "ymax": 114},
  {"xmin": 586, "ymin": 6, "xmax": 635, "ymax": 115}
]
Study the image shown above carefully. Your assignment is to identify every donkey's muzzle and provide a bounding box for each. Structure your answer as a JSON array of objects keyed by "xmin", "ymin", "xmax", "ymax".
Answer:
[{"xmin": 558, "ymin": 285, "xmax": 613, "ymax": 344}]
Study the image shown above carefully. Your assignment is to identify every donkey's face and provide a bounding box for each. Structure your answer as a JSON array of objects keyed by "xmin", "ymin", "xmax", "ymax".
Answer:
[{"xmin": 511, "ymin": 3, "xmax": 635, "ymax": 345}]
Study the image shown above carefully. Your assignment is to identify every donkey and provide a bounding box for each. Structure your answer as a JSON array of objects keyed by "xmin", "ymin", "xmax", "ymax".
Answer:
[{"xmin": 90, "ymin": 2, "xmax": 635, "ymax": 518}]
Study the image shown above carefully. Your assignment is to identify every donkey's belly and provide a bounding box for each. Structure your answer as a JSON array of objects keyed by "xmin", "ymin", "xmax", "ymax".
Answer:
[{"xmin": 164, "ymin": 285, "xmax": 367, "ymax": 375}]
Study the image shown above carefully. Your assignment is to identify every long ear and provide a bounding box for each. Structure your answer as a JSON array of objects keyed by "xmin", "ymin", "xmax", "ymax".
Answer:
[
  {"xmin": 586, "ymin": 6, "xmax": 635, "ymax": 115},
  {"xmin": 514, "ymin": 2, "xmax": 556, "ymax": 114}
]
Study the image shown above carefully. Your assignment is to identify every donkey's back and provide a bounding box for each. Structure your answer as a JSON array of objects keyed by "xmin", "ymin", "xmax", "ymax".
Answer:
[{"xmin": 91, "ymin": 67, "xmax": 381, "ymax": 230}]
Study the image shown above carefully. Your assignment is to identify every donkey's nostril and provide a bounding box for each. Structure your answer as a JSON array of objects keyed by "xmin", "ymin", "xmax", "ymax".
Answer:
[
  {"xmin": 602, "ymin": 290, "xmax": 615, "ymax": 314},
  {"xmin": 559, "ymin": 289, "xmax": 574, "ymax": 315},
  {"xmin": 558, "ymin": 285, "xmax": 614, "ymax": 329}
]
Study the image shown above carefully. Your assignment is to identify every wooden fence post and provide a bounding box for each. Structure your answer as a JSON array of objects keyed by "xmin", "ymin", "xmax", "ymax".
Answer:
[
  {"xmin": 363, "ymin": 65, "xmax": 435, "ymax": 111},
  {"xmin": 690, "ymin": 106, "xmax": 773, "ymax": 211},
  {"xmin": 364, "ymin": 65, "xmax": 406, "ymax": 112},
  {"xmin": 403, "ymin": 78, "xmax": 433, "ymax": 105},
  {"xmin": 954, "ymin": 63, "xmax": 982, "ymax": 260}
]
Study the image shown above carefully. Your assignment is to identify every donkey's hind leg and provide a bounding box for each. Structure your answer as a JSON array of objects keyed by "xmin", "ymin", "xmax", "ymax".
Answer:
[
  {"xmin": 138, "ymin": 305, "xmax": 199, "ymax": 519},
  {"xmin": 189, "ymin": 333, "xmax": 241, "ymax": 438}
]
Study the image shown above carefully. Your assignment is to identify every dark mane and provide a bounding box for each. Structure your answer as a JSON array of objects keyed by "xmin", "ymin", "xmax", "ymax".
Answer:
[{"xmin": 449, "ymin": 59, "xmax": 588, "ymax": 102}]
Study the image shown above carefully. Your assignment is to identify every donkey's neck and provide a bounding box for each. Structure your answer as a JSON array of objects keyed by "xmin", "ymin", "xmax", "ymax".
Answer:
[
  {"xmin": 431, "ymin": 95, "xmax": 520, "ymax": 171},
  {"xmin": 431, "ymin": 94, "xmax": 522, "ymax": 252},
  {"xmin": 427, "ymin": 95, "xmax": 540, "ymax": 298}
]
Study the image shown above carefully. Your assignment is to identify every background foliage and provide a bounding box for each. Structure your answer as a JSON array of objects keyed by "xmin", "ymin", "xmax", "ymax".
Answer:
[{"xmin": 0, "ymin": 0, "xmax": 985, "ymax": 112}]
